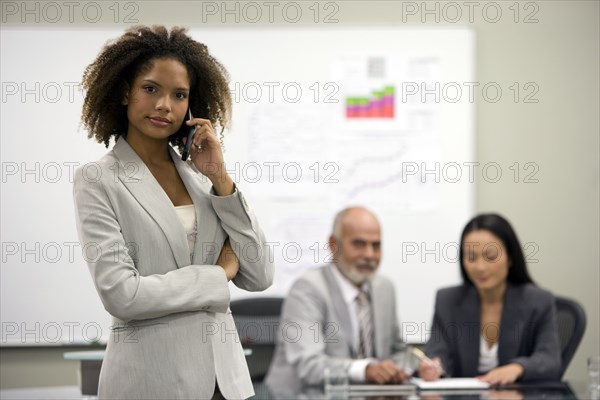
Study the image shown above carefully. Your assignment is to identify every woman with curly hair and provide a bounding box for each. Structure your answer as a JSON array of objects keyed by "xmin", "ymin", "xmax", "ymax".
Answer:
[{"xmin": 73, "ymin": 25, "xmax": 273, "ymax": 399}]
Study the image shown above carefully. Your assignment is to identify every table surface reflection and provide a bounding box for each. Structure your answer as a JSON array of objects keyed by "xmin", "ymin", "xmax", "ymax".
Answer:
[
  {"xmin": 253, "ymin": 381, "xmax": 582, "ymax": 400},
  {"xmin": 0, "ymin": 382, "xmax": 590, "ymax": 400}
]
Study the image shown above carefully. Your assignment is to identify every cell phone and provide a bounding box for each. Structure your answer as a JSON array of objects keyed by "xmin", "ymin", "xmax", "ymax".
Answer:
[{"xmin": 179, "ymin": 107, "xmax": 197, "ymax": 161}]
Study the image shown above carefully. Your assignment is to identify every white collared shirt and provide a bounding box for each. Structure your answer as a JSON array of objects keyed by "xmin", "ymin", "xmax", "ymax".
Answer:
[{"xmin": 330, "ymin": 265, "xmax": 376, "ymax": 382}]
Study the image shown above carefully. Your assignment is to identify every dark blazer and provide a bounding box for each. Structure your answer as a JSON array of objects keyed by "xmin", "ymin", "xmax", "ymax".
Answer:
[{"xmin": 425, "ymin": 283, "xmax": 561, "ymax": 381}]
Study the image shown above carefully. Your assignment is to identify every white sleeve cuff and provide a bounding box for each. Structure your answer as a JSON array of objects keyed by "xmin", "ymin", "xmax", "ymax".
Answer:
[{"xmin": 348, "ymin": 358, "xmax": 376, "ymax": 383}]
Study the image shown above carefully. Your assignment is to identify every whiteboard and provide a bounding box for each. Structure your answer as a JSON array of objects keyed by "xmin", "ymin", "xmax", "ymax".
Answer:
[{"xmin": 0, "ymin": 26, "xmax": 474, "ymax": 346}]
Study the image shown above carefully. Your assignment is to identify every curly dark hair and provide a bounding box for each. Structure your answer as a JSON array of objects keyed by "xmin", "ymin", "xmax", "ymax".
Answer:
[{"xmin": 81, "ymin": 25, "xmax": 231, "ymax": 149}]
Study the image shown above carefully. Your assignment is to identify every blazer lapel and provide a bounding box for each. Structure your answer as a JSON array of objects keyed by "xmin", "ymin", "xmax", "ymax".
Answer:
[
  {"xmin": 112, "ymin": 137, "xmax": 191, "ymax": 269},
  {"xmin": 323, "ymin": 267, "xmax": 354, "ymax": 357},
  {"xmin": 457, "ymin": 286, "xmax": 480, "ymax": 376},
  {"xmin": 498, "ymin": 284, "xmax": 521, "ymax": 364}
]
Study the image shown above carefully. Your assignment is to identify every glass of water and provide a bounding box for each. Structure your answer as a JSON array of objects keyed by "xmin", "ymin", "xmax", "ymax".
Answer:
[
  {"xmin": 324, "ymin": 361, "xmax": 350, "ymax": 399},
  {"xmin": 589, "ymin": 356, "xmax": 600, "ymax": 394}
]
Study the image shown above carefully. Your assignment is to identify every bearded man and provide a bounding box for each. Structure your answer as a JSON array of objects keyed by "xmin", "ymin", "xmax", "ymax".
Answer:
[{"xmin": 265, "ymin": 207, "xmax": 410, "ymax": 396}]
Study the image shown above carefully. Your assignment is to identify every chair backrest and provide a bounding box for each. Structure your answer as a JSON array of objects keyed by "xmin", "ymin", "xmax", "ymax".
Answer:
[
  {"xmin": 230, "ymin": 297, "xmax": 284, "ymax": 381},
  {"xmin": 555, "ymin": 296, "xmax": 586, "ymax": 378}
]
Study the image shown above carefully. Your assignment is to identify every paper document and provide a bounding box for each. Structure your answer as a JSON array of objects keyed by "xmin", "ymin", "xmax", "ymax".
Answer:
[
  {"xmin": 350, "ymin": 384, "xmax": 416, "ymax": 393},
  {"xmin": 411, "ymin": 378, "xmax": 490, "ymax": 390}
]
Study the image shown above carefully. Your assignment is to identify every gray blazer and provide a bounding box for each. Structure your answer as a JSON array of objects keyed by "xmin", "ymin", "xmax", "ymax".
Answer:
[
  {"xmin": 73, "ymin": 137, "xmax": 274, "ymax": 399},
  {"xmin": 425, "ymin": 283, "xmax": 561, "ymax": 381},
  {"xmin": 264, "ymin": 266, "xmax": 405, "ymax": 397}
]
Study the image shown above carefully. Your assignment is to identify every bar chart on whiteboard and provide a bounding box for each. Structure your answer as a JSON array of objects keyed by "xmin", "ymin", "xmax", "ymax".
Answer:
[
  {"xmin": 245, "ymin": 55, "xmax": 445, "ymax": 215},
  {"xmin": 330, "ymin": 55, "xmax": 443, "ymax": 214}
]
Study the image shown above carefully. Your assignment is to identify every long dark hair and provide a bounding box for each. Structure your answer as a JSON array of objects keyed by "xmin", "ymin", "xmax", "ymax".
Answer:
[{"xmin": 459, "ymin": 213, "xmax": 534, "ymax": 285}]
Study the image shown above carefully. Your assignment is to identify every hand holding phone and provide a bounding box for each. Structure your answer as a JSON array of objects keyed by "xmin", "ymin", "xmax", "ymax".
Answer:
[{"xmin": 180, "ymin": 108, "xmax": 197, "ymax": 161}]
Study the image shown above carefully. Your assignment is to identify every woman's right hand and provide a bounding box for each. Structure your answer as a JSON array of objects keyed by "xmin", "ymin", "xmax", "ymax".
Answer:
[
  {"xmin": 419, "ymin": 357, "xmax": 443, "ymax": 381},
  {"xmin": 216, "ymin": 238, "xmax": 239, "ymax": 281}
]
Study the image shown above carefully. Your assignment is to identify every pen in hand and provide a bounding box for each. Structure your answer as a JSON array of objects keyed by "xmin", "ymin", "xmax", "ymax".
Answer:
[{"xmin": 411, "ymin": 346, "xmax": 446, "ymax": 377}]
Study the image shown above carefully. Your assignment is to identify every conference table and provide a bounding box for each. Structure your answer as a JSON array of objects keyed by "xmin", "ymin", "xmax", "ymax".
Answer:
[
  {"xmin": 251, "ymin": 381, "xmax": 583, "ymax": 400},
  {"xmin": 0, "ymin": 381, "xmax": 586, "ymax": 400},
  {"xmin": 0, "ymin": 350, "xmax": 589, "ymax": 399}
]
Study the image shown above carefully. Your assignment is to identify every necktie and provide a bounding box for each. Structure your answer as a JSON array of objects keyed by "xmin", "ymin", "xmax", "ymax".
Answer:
[{"xmin": 356, "ymin": 289, "xmax": 374, "ymax": 358}]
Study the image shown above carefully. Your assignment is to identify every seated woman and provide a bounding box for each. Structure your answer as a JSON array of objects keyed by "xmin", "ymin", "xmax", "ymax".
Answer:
[{"xmin": 420, "ymin": 214, "xmax": 561, "ymax": 385}]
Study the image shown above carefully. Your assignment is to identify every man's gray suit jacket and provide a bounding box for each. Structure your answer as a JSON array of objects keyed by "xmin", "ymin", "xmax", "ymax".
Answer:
[{"xmin": 265, "ymin": 265, "xmax": 405, "ymax": 397}]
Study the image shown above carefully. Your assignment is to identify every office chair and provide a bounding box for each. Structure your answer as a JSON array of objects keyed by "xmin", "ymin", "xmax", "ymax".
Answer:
[
  {"xmin": 555, "ymin": 296, "xmax": 586, "ymax": 378},
  {"xmin": 230, "ymin": 297, "xmax": 284, "ymax": 381}
]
